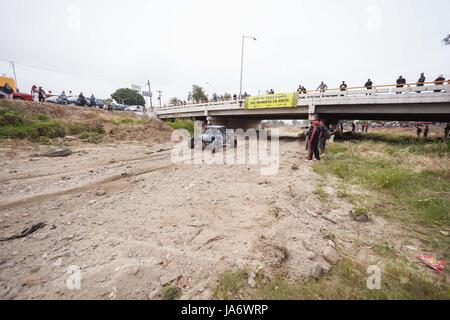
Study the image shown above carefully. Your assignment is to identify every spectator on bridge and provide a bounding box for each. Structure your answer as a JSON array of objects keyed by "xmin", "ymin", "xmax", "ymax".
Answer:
[
  {"xmin": 306, "ymin": 121, "xmax": 322, "ymax": 161},
  {"xmin": 364, "ymin": 79, "xmax": 373, "ymax": 95},
  {"xmin": 233, "ymin": 94, "xmax": 238, "ymax": 101},
  {"xmin": 317, "ymin": 81, "xmax": 328, "ymax": 93},
  {"xmin": 339, "ymin": 81, "xmax": 347, "ymax": 91},
  {"xmin": 297, "ymin": 85, "xmax": 307, "ymax": 95},
  {"xmin": 269, "ymin": 89, "xmax": 275, "ymax": 95},
  {"xmin": 417, "ymin": 73, "xmax": 426, "ymax": 86},
  {"xmin": 396, "ymin": 76, "xmax": 406, "ymax": 94},
  {"xmin": 434, "ymin": 75, "xmax": 446, "ymax": 92},
  {"xmin": 445, "ymin": 123, "xmax": 450, "ymax": 141}
]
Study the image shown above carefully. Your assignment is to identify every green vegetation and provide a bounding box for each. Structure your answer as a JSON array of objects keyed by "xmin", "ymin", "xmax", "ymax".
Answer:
[
  {"xmin": 161, "ymin": 284, "xmax": 182, "ymax": 300},
  {"xmin": 314, "ymin": 140, "xmax": 450, "ymax": 227},
  {"xmin": 188, "ymin": 85, "xmax": 207, "ymax": 103},
  {"xmin": 214, "ymin": 270, "xmax": 249, "ymax": 300},
  {"xmin": 111, "ymin": 88, "xmax": 146, "ymax": 106},
  {"xmin": 110, "ymin": 118, "xmax": 146, "ymax": 126},
  {"xmin": 214, "ymin": 259, "xmax": 450, "ymax": 300},
  {"xmin": 335, "ymin": 132, "xmax": 450, "ymax": 157},
  {"xmin": 0, "ymin": 108, "xmax": 105, "ymax": 140},
  {"xmin": 165, "ymin": 119, "xmax": 195, "ymax": 136}
]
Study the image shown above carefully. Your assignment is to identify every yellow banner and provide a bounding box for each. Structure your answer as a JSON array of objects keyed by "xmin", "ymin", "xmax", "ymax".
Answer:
[{"xmin": 245, "ymin": 93, "xmax": 298, "ymax": 109}]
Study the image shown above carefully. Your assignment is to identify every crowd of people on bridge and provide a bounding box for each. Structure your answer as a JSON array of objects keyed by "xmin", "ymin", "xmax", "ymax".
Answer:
[{"xmin": 296, "ymin": 73, "xmax": 448, "ymax": 96}]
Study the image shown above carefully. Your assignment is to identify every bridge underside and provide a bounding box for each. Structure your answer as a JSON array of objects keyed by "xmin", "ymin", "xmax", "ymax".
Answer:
[{"xmin": 160, "ymin": 102, "xmax": 450, "ymax": 122}]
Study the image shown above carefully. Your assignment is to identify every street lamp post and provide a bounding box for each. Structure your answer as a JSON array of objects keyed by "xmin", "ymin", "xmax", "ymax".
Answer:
[
  {"xmin": 239, "ymin": 35, "xmax": 257, "ymax": 100},
  {"xmin": 205, "ymin": 82, "xmax": 216, "ymax": 98}
]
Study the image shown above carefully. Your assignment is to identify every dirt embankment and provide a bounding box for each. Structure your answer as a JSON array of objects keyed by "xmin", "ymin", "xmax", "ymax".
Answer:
[{"xmin": 0, "ymin": 100, "xmax": 173, "ymax": 144}]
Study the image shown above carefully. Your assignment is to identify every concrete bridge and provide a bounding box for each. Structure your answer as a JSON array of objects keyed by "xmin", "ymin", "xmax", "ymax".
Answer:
[{"xmin": 157, "ymin": 83, "xmax": 450, "ymax": 129}]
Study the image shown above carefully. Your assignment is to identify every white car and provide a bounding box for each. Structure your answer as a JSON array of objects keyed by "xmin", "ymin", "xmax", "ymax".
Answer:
[{"xmin": 124, "ymin": 105, "xmax": 144, "ymax": 112}]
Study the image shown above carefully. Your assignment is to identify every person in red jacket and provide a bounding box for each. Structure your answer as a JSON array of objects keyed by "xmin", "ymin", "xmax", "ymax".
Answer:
[{"xmin": 307, "ymin": 121, "xmax": 322, "ymax": 161}]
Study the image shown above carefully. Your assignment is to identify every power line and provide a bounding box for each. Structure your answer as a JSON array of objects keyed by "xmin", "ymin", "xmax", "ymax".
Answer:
[{"xmin": 0, "ymin": 58, "xmax": 138, "ymax": 86}]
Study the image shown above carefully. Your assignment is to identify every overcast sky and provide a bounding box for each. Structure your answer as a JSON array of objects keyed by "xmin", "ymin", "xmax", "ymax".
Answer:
[{"xmin": 1, "ymin": 0, "xmax": 449, "ymax": 104}]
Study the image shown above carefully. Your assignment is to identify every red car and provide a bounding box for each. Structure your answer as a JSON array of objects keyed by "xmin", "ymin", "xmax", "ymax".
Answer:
[{"xmin": 13, "ymin": 92, "xmax": 33, "ymax": 101}]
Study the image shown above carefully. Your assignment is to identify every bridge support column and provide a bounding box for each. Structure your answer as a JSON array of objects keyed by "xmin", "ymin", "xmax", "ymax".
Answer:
[{"xmin": 207, "ymin": 117, "xmax": 261, "ymax": 130}]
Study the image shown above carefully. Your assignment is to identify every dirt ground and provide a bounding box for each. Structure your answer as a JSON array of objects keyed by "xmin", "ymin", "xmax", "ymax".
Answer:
[{"xmin": 0, "ymin": 128, "xmax": 431, "ymax": 300}]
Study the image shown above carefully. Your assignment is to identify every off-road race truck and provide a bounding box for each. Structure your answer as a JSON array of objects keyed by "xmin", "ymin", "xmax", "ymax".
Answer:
[{"xmin": 189, "ymin": 125, "xmax": 237, "ymax": 152}]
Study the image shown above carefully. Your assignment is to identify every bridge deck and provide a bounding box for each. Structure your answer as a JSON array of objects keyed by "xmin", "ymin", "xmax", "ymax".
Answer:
[{"xmin": 157, "ymin": 84, "xmax": 450, "ymax": 121}]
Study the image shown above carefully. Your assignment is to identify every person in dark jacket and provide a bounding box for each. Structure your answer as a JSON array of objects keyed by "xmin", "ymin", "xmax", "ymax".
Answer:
[
  {"xmin": 416, "ymin": 126, "xmax": 423, "ymax": 138},
  {"xmin": 364, "ymin": 79, "xmax": 373, "ymax": 95},
  {"xmin": 351, "ymin": 122, "xmax": 356, "ymax": 133},
  {"xmin": 90, "ymin": 94, "xmax": 96, "ymax": 107},
  {"xmin": 38, "ymin": 87, "xmax": 46, "ymax": 102},
  {"xmin": 319, "ymin": 120, "xmax": 330, "ymax": 155},
  {"xmin": 423, "ymin": 125, "xmax": 429, "ymax": 141},
  {"xmin": 307, "ymin": 121, "xmax": 322, "ymax": 161},
  {"xmin": 396, "ymin": 76, "xmax": 406, "ymax": 94},
  {"xmin": 78, "ymin": 93, "xmax": 87, "ymax": 106},
  {"xmin": 444, "ymin": 123, "xmax": 450, "ymax": 141},
  {"xmin": 417, "ymin": 73, "xmax": 426, "ymax": 86},
  {"xmin": 434, "ymin": 75, "xmax": 445, "ymax": 92},
  {"xmin": 1, "ymin": 83, "xmax": 14, "ymax": 100}
]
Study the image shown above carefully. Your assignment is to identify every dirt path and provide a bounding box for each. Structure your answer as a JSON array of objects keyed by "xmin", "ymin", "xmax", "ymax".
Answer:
[{"xmin": 0, "ymin": 139, "xmax": 426, "ymax": 300}]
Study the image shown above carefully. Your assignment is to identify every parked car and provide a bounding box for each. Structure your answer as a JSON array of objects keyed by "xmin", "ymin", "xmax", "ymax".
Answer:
[
  {"xmin": 189, "ymin": 125, "xmax": 237, "ymax": 152},
  {"xmin": 112, "ymin": 103, "xmax": 127, "ymax": 111}
]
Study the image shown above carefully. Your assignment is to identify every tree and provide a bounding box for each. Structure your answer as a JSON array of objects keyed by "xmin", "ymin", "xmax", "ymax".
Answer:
[
  {"xmin": 443, "ymin": 34, "xmax": 450, "ymax": 45},
  {"xmin": 169, "ymin": 97, "xmax": 179, "ymax": 106},
  {"xmin": 111, "ymin": 88, "xmax": 146, "ymax": 106},
  {"xmin": 188, "ymin": 85, "xmax": 207, "ymax": 103}
]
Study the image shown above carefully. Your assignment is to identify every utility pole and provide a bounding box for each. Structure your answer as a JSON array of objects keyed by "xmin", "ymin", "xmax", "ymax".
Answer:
[
  {"xmin": 157, "ymin": 90, "xmax": 163, "ymax": 109},
  {"xmin": 147, "ymin": 80, "xmax": 153, "ymax": 113},
  {"xmin": 239, "ymin": 36, "xmax": 257, "ymax": 100},
  {"xmin": 10, "ymin": 61, "xmax": 18, "ymax": 92}
]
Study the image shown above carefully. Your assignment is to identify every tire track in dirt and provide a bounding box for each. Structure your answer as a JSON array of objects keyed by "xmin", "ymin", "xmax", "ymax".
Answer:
[
  {"xmin": 0, "ymin": 152, "xmax": 171, "ymax": 184},
  {"xmin": 0, "ymin": 163, "xmax": 174, "ymax": 211}
]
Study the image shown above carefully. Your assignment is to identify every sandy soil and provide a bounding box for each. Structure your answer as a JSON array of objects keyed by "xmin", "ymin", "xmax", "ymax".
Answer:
[{"xmin": 0, "ymin": 137, "xmax": 426, "ymax": 300}]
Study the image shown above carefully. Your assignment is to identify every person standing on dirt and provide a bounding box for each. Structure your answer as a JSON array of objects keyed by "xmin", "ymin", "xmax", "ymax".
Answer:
[
  {"xmin": 307, "ymin": 121, "xmax": 322, "ymax": 161},
  {"xmin": 78, "ymin": 92, "xmax": 87, "ymax": 106},
  {"xmin": 416, "ymin": 126, "xmax": 423, "ymax": 138},
  {"xmin": 90, "ymin": 94, "xmax": 97, "ymax": 107},
  {"xmin": 423, "ymin": 125, "xmax": 429, "ymax": 141},
  {"xmin": 319, "ymin": 120, "xmax": 330, "ymax": 155},
  {"xmin": 38, "ymin": 87, "xmax": 46, "ymax": 102},
  {"xmin": 444, "ymin": 123, "xmax": 450, "ymax": 141},
  {"xmin": 351, "ymin": 122, "xmax": 356, "ymax": 134},
  {"xmin": 1, "ymin": 83, "xmax": 14, "ymax": 100}
]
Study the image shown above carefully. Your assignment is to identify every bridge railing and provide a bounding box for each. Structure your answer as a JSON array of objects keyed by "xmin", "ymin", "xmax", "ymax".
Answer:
[
  {"xmin": 301, "ymin": 82, "xmax": 449, "ymax": 99},
  {"xmin": 157, "ymin": 81, "xmax": 450, "ymax": 113}
]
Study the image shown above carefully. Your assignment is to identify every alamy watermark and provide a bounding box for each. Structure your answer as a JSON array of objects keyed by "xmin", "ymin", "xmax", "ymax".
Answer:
[
  {"xmin": 171, "ymin": 122, "xmax": 280, "ymax": 176},
  {"xmin": 66, "ymin": 5, "xmax": 81, "ymax": 31},
  {"xmin": 367, "ymin": 265, "xmax": 381, "ymax": 290},
  {"xmin": 66, "ymin": 265, "xmax": 82, "ymax": 290},
  {"xmin": 366, "ymin": 5, "xmax": 382, "ymax": 31}
]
